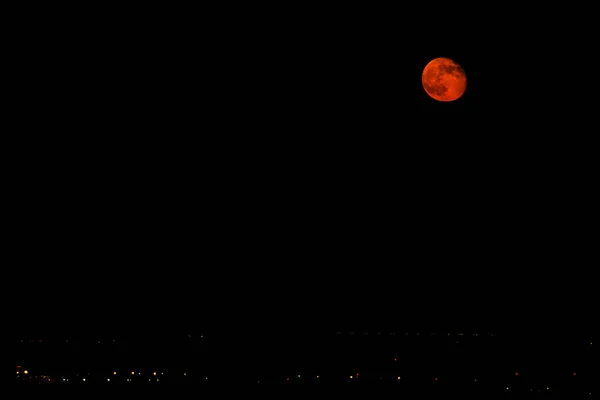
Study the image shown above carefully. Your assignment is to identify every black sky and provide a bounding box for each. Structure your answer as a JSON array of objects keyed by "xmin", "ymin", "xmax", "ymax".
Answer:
[{"xmin": 19, "ymin": 5, "xmax": 595, "ymax": 336}]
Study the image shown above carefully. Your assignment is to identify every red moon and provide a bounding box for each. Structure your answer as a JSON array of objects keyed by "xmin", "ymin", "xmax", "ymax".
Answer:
[{"xmin": 422, "ymin": 57, "xmax": 467, "ymax": 102}]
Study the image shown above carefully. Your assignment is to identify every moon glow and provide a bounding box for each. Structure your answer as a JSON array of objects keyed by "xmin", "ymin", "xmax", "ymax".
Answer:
[{"xmin": 422, "ymin": 57, "xmax": 467, "ymax": 102}]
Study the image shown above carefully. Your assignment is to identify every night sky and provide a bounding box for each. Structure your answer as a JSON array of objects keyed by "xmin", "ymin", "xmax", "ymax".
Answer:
[{"xmin": 18, "ymin": 7, "xmax": 593, "ymax": 388}]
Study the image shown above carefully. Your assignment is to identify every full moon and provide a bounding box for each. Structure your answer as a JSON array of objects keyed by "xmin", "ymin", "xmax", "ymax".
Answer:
[{"xmin": 422, "ymin": 57, "xmax": 467, "ymax": 102}]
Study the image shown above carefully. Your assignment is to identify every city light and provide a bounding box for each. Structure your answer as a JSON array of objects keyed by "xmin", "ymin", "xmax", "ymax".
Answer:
[{"xmin": 13, "ymin": 332, "xmax": 592, "ymax": 392}]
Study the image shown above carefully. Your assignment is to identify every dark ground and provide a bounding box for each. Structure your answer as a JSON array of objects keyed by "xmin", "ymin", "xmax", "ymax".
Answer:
[{"xmin": 15, "ymin": 332, "xmax": 593, "ymax": 398}]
